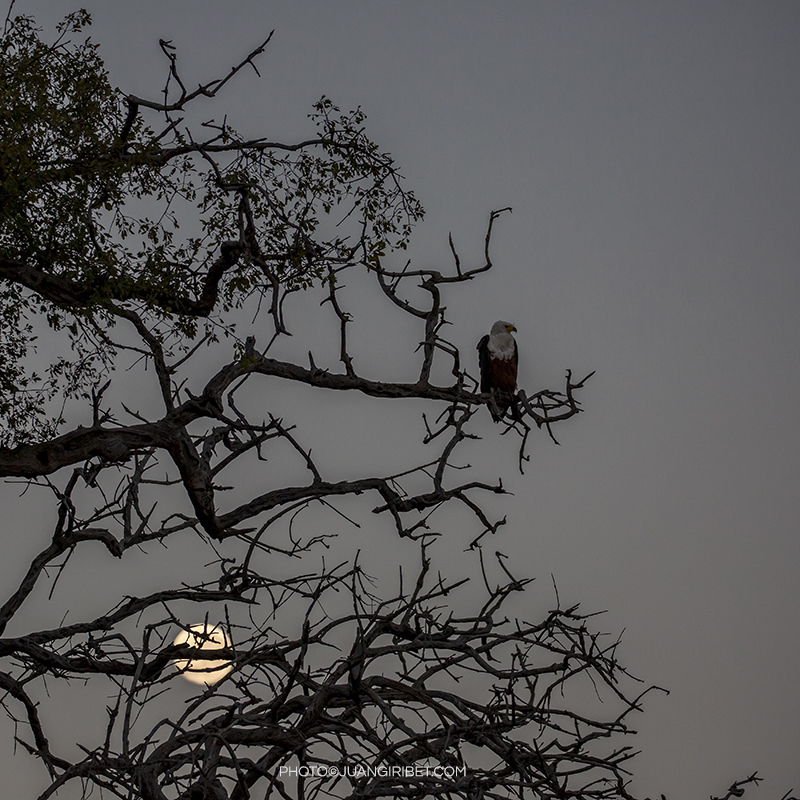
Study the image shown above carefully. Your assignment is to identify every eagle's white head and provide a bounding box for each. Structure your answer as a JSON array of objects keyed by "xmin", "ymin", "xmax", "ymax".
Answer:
[
  {"xmin": 488, "ymin": 320, "xmax": 517, "ymax": 359},
  {"xmin": 491, "ymin": 320, "xmax": 517, "ymax": 336}
]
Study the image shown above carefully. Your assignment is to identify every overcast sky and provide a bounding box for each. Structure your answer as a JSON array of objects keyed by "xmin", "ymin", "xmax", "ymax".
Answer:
[{"xmin": 6, "ymin": 2, "xmax": 800, "ymax": 798}]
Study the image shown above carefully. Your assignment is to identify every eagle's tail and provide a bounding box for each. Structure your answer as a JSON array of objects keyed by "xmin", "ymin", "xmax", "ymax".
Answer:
[{"xmin": 488, "ymin": 389, "xmax": 518, "ymax": 423}]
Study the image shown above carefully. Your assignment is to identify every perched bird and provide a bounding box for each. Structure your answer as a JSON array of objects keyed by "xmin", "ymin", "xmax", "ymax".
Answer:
[{"xmin": 477, "ymin": 321, "xmax": 519, "ymax": 422}]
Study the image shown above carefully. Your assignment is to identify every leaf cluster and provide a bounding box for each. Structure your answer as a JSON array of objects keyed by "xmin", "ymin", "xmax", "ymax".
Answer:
[{"xmin": 0, "ymin": 12, "xmax": 423, "ymax": 446}]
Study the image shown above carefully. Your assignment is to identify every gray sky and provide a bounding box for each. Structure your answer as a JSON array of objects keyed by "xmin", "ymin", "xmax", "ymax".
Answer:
[{"xmin": 6, "ymin": 2, "xmax": 800, "ymax": 797}]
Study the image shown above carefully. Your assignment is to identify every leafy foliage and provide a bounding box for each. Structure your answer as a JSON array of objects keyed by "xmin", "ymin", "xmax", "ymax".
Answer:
[{"xmin": 0, "ymin": 11, "xmax": 422, "ymax": 446}]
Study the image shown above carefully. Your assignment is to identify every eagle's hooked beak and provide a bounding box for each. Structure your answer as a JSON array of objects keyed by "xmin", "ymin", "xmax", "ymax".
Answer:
[{"xmin": 506, "ymin": 324, "xmax": 517, "ymax": 333}]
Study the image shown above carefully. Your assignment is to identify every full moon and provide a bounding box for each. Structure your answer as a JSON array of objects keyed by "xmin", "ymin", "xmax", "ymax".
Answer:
[{"xmin": 172, "ymin": 623, "xmax": 233, "ymax": 686}]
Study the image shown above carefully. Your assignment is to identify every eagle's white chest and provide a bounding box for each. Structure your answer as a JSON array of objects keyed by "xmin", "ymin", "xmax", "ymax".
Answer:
[{"xmin": 488, "ymin": 332, "xmax": 515, "ymax": 360}]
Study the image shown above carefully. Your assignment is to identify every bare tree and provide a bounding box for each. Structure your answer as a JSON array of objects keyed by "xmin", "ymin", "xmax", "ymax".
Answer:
[{"xmin": 0, "ymin": 10, "xmax": 733, "ymax": 800}]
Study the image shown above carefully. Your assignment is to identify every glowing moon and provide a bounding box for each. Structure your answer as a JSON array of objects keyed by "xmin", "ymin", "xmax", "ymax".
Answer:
[{"xmin": 172, "ymin": 623, "xmax": 233, "ymax": 685}]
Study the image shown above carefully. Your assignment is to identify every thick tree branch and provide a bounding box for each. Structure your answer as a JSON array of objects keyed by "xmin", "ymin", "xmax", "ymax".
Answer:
[{"xmin": 0, "ymin": 242, "xmax": 243, "ymax": 318}]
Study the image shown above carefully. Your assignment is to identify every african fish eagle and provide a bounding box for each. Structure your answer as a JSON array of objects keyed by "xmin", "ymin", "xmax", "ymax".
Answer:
[{"xmin": 477, "ymin": 321, "xmax": 519, "ymax": 422}]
